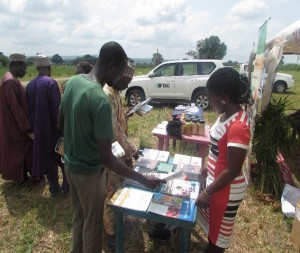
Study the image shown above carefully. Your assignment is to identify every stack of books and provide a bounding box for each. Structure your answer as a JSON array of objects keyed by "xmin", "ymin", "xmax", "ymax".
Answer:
[{"xmin": 111, "ymin": 149, "xmax": 202, "ymax": 222}]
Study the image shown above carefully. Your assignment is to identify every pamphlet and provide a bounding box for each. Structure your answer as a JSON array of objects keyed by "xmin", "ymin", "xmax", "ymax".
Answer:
[
  {"xmin": 110, "ymin": 187, "xmax": 153, "ymax": 212},
  {"xmin": 142, "ymin": 148, "xmax": 160, "ymax": 160},
  {"xmin": 147, "ymin": 192, "xmax": 196, "ymax": 222},
  {"xmin": 160, "ymin": 179, "xmax": 200, "ymax": 199},
  {"xmin": 111, "ymin": 141, "xmax": 125, "ymax": 158},
  {"xmin": 126, "ymin": 98, "xmax": 152, "ymax": 117},
  {"xmin": 135, "ymin": 157, "xmax": 158, "ymax": 170},
  {"xmin": 190, "ymin": 156, "xmax": 202, "ymax": 167},
  {"xmin": 175, "ymin": 163, "xmax": 202, "ymax": 181},
  {"xmin": 172, "ymin": 154, "xmax": 191, "ymax": 165},
  {"xmin": 156, "ymin": 150, "xmax": 170, "ymax": 163}
]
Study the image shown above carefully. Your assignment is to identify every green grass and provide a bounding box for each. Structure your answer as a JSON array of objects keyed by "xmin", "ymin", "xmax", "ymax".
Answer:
[{"xmin": 0, "ymin": 68, "xmax": 300, "ymax": 252}]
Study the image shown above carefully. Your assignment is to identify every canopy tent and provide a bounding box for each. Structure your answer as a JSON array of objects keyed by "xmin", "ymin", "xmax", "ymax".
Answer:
[{"xmin": 261, "ymin": 19, "xmax": 300, "ymax": 110}]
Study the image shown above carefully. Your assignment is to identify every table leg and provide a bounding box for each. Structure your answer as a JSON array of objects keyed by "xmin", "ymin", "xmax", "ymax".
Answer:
[
  {"xmin": 115, "ymin": 211, "xmax": 124, "ymax": 253},
  {"xmin": 198, "ymin": 144, "xmax": 208, "ymax": 168},
  {"xmin": 165, "ymin": 137, "xmax": 170, "ymax": 151},
  {"xmin": 179, "ymin": 227, "xmax": 192, "ymax": 253},
  {"xmin": 157, "ymin": 137, "xmax": 165, "ymax": 150}
]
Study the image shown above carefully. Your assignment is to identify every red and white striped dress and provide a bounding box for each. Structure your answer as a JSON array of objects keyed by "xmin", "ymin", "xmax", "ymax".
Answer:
[{"xmin": 197, "ymin": 110, "xmax": 251, "ymax": 248}]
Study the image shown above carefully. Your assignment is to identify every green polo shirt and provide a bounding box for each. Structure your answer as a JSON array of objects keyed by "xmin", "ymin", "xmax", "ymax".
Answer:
[{"xmin": 61, "ymin": 74, "xmax": 113, "ymax": 174}]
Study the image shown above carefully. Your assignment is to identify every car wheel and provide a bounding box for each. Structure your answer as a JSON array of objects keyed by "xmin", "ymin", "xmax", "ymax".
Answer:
[
  {"xmin": 192, "ymin": 92, "xmax": 209, "ymax": 110},
  {"xmin": 273, "ymin": 81, "xmax": 286, "ymax": 93},
  {"xmin": 127, "ymin": 89, "xmax": 145, "ymax": 107}
]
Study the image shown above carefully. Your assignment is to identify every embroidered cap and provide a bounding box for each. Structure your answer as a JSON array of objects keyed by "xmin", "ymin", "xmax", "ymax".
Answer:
[
  {"xmin": 9, "ymin": 53, "xmax": 27, "ymax": 63},
  {"xmin": 122, "ymin": 62, "xmax": 135, "ymax": 79},
  {"xmin": 34, "ymin": 54, "xmax": 52, "ymax": 67}
]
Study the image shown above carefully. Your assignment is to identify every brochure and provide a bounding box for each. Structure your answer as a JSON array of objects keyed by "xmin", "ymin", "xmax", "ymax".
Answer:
[
  {"xmin": 142, "ymin": 148, "xmax": 160, "ymax": 160},
  {"xmin": 175, "ymin": 163, "xmax": 202, "ymax": 181},
  {"xmin": 110, "ymin": 187, "xmax": 153, "ymax": 212},
  {"xmin": 160, "ymin": 179, "xmax": 200, "ymax": 199},
  {"xmin": 172, "ymin": 154, "xmax": 191, "ymax": 165},
  {"xmin": 156, "ymin": 150, "xmax": 170, "ymax": 163},
  {"xmin": 126, "ymin": 97, "xmax": 152, "ymax": 117},
  {"xmin": 111, "ymin": 141, "xmax": 125, "ymax": 158},
  {"xmin": 135, "ymin": 157, "xmax": 158, "ymax": 170},
  {"xmin": 147, "ymin": 193, "xmax": 196, "ymax": 222}
]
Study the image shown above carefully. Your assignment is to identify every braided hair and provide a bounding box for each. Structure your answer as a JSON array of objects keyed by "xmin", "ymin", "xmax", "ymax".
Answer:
[{"xmin": 206, "ymin": 67, "xmax": 252, "ymax": 107}]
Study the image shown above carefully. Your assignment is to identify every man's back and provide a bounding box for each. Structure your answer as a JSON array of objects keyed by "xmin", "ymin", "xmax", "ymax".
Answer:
[{"xmin": 62, "ymin": 74, "xmax": 113, "ymax": 175}]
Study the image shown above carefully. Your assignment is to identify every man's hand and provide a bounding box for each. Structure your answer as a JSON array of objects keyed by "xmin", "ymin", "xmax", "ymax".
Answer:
[
  {"xmin": 196, "ymin": 190, "xmax": 210, "ymax": 209},
  {"xmin": 142, "ymin": 177, "xmax": 166, "ymax": 191}
]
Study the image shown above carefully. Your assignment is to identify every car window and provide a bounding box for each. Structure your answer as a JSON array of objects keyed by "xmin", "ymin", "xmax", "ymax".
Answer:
[
  {"xmin": 198, "ymin": 62, "xmax": 216, "ymax": 75},
  {"xmin": 154, "ymin": 64, "xmax": 175, "ymax": 77},
  {"xmin": 181, "ymin": 63, "xmax": 198, "ymax": 76}
]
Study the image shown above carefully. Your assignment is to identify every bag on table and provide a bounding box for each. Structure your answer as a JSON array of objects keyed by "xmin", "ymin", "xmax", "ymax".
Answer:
[{"xmin": 166, "ymin": 119, "xmax": 182, "ymax": 139}]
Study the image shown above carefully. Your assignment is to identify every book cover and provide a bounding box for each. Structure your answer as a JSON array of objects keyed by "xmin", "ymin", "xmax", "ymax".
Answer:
[
  {"xmin": 156, "ymin": 150, "xmax": 170, "ymax": 163},
  {"xmin": 142, "ymin": 148, "xmax": 160, "ymax": 160},
  {"xmin": 110, "ymin": 187, "xmax": 153, "ymax": 212},
  {"xmin": 175, "ymin": 163, "xmax": 202, "ymax": 181},
  {"xmin": 136, "ymin": 104, "xmax": 153, "ymax": 116},
  {"xmin": 156, "ymin": 162, "xmax": 175, "ymax": 173},
  {"xmin": 147, "ymin": 193, "xmax": 196, "ymax": 222},
  {"xmin": 126, "ymin": 98, "xmax": 152, "ymax": 117},
  {"xmin": 135, "ymin": 157, "xmax": 158, "ymax": 170},
  {"xmin": 172, "ymin": 154, "xmax": 191, "ymax": 165},
  {"xmin": 160, "ymin": 179, "xmax": 200, "ymax": 199},
  {"xmin": 190, "ymin": 156, "xmax": 202, "ymax": 167}
]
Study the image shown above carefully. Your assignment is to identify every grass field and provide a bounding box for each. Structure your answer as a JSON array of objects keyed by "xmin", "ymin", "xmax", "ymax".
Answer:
[{"xmin": 0, "ymin": 68, "xmax": 300, "ymax": 252}]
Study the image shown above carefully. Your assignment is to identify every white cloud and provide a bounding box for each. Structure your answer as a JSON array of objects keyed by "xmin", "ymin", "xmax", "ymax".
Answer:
[{"xmin": 0, "ymin": 0, "xmax": 299, "ymax": 62}]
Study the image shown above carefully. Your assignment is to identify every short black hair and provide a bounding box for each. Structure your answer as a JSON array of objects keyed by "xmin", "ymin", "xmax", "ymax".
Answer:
[
  {"xmin": 207, "ymin": 67, "xmax": 252, "ymax": 106},
  {"xmin": 98, "ymin": 41, "xmax": 127, "ymax": 69}
]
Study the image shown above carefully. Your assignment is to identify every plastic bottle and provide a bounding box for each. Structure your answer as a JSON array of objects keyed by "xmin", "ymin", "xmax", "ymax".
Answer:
[
  {"xmin": 198, "ymin": 120, "xmax": 205, "ymax": 136},
  {"xmin": 184, "ymin": 120, "xmax": 191, "ymax": 135},
  {"xmin": 191, "ymin": 118, "xmax": 198, "ymax": 135}
]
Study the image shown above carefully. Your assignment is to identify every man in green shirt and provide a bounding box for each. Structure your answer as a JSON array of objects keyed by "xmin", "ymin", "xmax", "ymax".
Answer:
[{"xmin": 58, "ymin": 41, "xmax": 163, "ymax": 253}]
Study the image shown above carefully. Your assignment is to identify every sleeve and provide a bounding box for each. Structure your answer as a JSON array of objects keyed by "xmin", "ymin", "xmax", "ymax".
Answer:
[
  {"xmin": 90, "ymin": 89, "xmax": 113, "ymax": 140},
  {"xmin": 227, "ymin": 120, "xmax": 251, "ymax": 149},
  {"xmin": 3, "ymin": 80, "xmax": 31, "ymax": 133}
]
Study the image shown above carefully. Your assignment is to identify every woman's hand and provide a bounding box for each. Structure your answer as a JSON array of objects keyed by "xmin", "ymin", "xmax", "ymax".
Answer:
[{"xmin": 196, "ymin": 189, "xmax": 210, "ymax": 209}]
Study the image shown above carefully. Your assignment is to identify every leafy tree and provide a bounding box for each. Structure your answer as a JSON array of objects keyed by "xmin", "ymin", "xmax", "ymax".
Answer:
[
  {"xmin": 152, "ymin": 51, "xmax": 164, "ymax": 66},
  {"xmin": 52, "ymin": 54, "xmax": 64, "ymax": 65},
  {"xmin": 72, "ymin": 54, "xmax": 97, "ymax": 65},
  {"xmin": 0, "ymin": 53, "xmax": 9, "ymax": 67},
  {"xmin": 186, "ymin": 36, "xmax": 227, "ymax": 59}
]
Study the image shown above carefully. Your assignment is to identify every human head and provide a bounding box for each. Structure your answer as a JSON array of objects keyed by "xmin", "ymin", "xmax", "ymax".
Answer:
[
  {"xmin": 75, "ymin": 61, "xmax": 93, "ymax": 74},
  {"xmin": 34, "ymin": 54, "xmax": 52, "ymax": 76},
  {"xmin": 206, "ymin": 67, "xmax": 252, "ymax": 114},
  {"xmin": 96, "ymin": 41, "xmax": 128, "ymax": 86},
  {"xmin": 107, "ymin": 62, "xmax": 135, "ymax": 91},
  {"xmin": 9, "ymin": 53, "xmax": 27, "ymax": 78}
]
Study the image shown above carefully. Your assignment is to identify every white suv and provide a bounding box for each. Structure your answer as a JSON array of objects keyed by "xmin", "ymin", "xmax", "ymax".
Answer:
[
  {"xmin": 120, "ymin": 59, "xmax": 224, "ymax": 109},
  {"xmin": 239, "ymin": 63, "xmax": 294, "ymax": 93}
]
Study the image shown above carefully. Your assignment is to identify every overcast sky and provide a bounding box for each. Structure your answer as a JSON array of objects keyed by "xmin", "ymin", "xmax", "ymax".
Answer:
[{"xmin": 0, "ymin": 0, "xmax": 299, "ymax": 63}]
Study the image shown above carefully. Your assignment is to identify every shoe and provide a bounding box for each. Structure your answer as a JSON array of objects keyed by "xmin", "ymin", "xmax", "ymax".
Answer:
[{"xmin": 106, "ymin": 234, "xmax": 116, "ymax": 250}]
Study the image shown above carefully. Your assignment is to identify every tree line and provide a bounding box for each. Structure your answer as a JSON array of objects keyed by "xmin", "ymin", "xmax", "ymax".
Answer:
[{"xmin": 1, "ymin": 35, "xmax": 299, "ymax": 69}]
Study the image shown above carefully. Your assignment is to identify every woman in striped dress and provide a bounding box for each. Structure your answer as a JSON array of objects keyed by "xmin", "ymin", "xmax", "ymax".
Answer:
[{"xmin": 196, "ymin": 67, "xmax": 252, "ymax": 253}]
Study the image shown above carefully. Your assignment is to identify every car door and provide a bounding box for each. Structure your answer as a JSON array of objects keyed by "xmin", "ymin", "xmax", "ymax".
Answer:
[
  {"xmin": 173, "ymin": 62, "xmax": 199, "ymax": 99},
  {"xmin": 147, "ymin": 63, "xmax": 176, "ymax": 98}
]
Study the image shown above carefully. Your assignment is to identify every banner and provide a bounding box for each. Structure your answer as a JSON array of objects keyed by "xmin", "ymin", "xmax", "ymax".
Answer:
[{"xmin": 251, "ymin": 18, "xmax": 270, "ymax": 101}]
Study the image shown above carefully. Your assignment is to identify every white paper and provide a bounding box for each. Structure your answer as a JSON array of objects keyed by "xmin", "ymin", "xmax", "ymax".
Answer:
[{"xmin": 281, "ymin": 184, "xmax": 300, "ymax": 217}]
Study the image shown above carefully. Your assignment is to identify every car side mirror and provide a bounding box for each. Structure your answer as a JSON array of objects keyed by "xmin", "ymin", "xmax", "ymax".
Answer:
[{"xmin": 149, "ymin": 73, "xmax": 156, "ymax": 78}]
